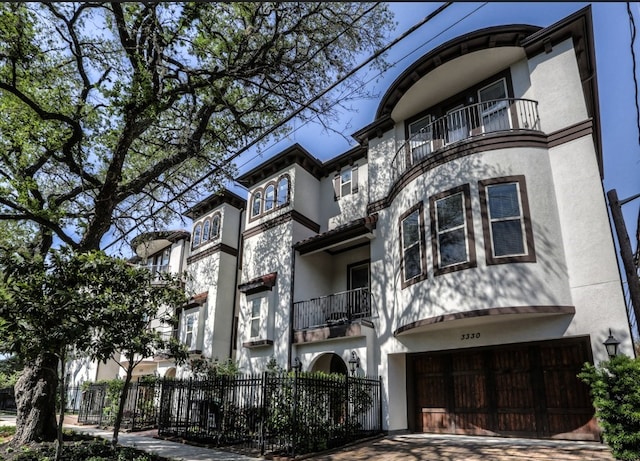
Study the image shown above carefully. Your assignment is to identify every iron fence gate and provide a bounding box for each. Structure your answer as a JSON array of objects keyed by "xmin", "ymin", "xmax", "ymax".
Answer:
[{"xmin": 78, "ymin": 381, "xmax": 160, "ymax": 430}]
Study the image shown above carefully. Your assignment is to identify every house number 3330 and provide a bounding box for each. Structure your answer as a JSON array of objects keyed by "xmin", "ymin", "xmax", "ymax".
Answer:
[{"xmin": 460, "ymin": 332, "xmax": 480, "ymax": 340}]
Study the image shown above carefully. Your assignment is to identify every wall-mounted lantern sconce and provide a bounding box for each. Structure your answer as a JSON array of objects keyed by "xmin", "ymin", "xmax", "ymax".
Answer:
[
  {"xmin": 603, "ymin": 329, "xmax": 620, "ymax": 359},
  {"xmin": 348, "ymin": 351, "xmax": 361, "ymax": 376},
  {"xmin": 292, "ymin": 356, "xmax": 302, "ymax": 373}
]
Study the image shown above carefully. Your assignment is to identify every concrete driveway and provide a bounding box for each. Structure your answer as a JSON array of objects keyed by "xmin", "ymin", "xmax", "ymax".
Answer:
[{"xmin": 304, "ymin": 434, "xmax": 615, "ymax": 461}]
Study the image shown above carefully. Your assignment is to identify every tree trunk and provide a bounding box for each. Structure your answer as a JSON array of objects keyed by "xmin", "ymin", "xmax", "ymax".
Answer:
[
  {"xmin": 112, "ymin": 362, "xmax": 134, "ymax": 447},
  {"xmin": 11, "ymin": 353, "xmax": 58, "ymax": 446},
  {"xmin": 55, "ymin": 352, "xmax": 66, "ymax": 461}
]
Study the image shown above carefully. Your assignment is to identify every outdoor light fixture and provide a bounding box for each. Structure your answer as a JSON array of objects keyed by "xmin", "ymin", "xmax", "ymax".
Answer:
[
  {"xmin": 348, "ymin": 351, "xmax": 361, "ymax": 376},
  {"xmin": 292, "ymin": 356, "xmax": 302, "ymax": 372},
  {"xmin": 603, "ymin": 329, "xmax": 620, "ymax": 359}
]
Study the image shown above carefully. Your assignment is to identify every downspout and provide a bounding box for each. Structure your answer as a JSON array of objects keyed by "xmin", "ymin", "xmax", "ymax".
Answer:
[
  {"xmin": 288, "ymin": 245, "xmax": 296, "ymax": 371},
  {"xmin": 229, "ymin": 209, "xmax": 244, "ymax": 359}
]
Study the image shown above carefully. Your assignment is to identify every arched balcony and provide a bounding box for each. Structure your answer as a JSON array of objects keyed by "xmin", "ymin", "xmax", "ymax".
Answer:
[{"xmin": 391, "ymin": 98, "xmax": 540, "ymax": 183}]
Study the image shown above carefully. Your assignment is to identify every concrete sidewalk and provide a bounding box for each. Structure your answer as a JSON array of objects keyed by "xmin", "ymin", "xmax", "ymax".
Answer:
[{"xmin": 65, "ymin": 424, "xmax": 262, "ymax": 461}]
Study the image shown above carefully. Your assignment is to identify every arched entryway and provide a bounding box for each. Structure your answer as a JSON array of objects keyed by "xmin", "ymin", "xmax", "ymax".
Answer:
[
  {"xmin": 310, "ymin": 353, "xmax": 348, "ymax": 375},
  {"xmin": 164, "ymin": 367, "xmax": 176, "ymax": 378}
]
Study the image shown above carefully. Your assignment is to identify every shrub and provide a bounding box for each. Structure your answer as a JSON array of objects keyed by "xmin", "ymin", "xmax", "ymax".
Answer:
[{"xmin": 579, "ymin": 355, "xmax": 640, "ymax": 460}]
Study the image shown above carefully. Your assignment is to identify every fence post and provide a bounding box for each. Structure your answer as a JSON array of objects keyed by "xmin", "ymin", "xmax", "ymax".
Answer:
[
  {"xmin": 184, "ymin": 378, "xmax": 192, "ymax": 438},
  {"xmin": 291, "ymin": 370, "xmax": 299, "ymax": 458},
  {"xmin": 378, "ymin": 376, "xmax": 383, "ymax": 432},
  {"xmin": 260, "ymin": 371, "xmax": 268, "ymax": 455},
  {"xmin": 345, "ymin": 374, "xmax": 351, "ymax": 440}
]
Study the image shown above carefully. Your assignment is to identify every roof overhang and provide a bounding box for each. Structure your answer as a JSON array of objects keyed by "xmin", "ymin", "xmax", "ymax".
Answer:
[
  {"xmin": 238, "ymin": 272, "xmax": 278, "ymax": 295},
  {"xmin": 294, "ymin": 215, "xmax": 377, "ymax": 255}
]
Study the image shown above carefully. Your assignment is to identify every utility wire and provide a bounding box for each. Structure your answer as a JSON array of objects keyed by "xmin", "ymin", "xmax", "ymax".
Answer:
[
  {"xmin": 628, "ymin": 2, "xmax": 640, "ymax": 147},
  {"xmin": 105, "ymin": 2, "xmax": 455, "ymax": 251}
]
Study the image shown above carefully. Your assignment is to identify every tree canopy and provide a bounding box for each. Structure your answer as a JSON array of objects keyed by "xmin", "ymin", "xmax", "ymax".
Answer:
[{"xmin": 0, "ymin": 2, "xmax": 393, "ymax": 255}]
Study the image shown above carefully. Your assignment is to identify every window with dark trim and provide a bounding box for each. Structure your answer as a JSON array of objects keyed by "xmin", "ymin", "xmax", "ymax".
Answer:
[
  {"xmin": 399, "ymin": 202, "xmax": 427, "ymax": 287},
  {"xmin": 193, "ymin": 224, "xmax": 202, "ymax": 248},
  {"xmin": 251, "ymin": 191, "xmax": 262, "ymax": 218},
  {"xmin": 211, "ymin": 213, "xmax": 221, "ymax": 239},
  {"xmin": 333, "ymin": 165, "xmax": 359, "ymax": 200},
  {"xmin": 277, "ymin": 175, "xmax": 289, "ymax": 206},
  {"xmin": 479, "ymin": 175, "xmax": 536, "ymax": 265},
  {"xmin": 264, "ymin": 183, "xmax": 275, "ymax": 211},
  {"xmin": 202, "ymin": 219, "xmax": 211, "ymax": 242},
  {"xmin": 430, "ymin": 184, "xmax": 476, "ymax": 275}
]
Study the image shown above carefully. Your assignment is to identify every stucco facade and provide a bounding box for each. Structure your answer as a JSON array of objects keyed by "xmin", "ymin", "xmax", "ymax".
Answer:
[{"xmin": 70, "ymin": 6, "xmax": 633, "ymax": 441}]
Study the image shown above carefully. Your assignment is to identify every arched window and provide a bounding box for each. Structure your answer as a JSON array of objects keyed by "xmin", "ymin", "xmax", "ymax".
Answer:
[
  {"xmin": 264, "ymin": 184, "xmax": 275, "ymax": 211},
  {"xmin": 193, "ymin": 224, "xmax": 202, "ymax": 247},
  {"xmin": 277, "ymin": 176, "xmax": 289, "ymax": 206},
  {"xmin": 252, "ymin": 192, "xmax": 262, "ymax": 217},
  {"xmin": 211, "ymin": 214, "xmax": 221, "ymax": 239},
  {"xmin": 202, "ymin": 219, "xmax": 211, "ymax": 242}
]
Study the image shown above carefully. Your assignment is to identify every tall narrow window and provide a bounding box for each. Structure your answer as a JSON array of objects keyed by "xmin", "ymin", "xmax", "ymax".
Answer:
[
  {"xmin": 400, "ymin": 203, "xmax": 426, "ymax": 286},
  {"xmin": 185, "ymin": 313, "xmax": 197, "ymax": 350},
  {"xmin": 479, "ymin": 176, "xmax": 535, "ymax": 264},
  {"xmin": 202, "ymin": 219, "xmax": 211, "ymax": 242},
  {"xmin": 430, "ymin": 184, "xmax": 476, "ymax": 274},
  {"xmin": 249, "ymin": 298, "xmax": 261, "ymax": 338},
  {"xmin": 340, "ymin": 169, "xmax": 352, "ymax": 197},
  {"xmin": 333, "ymin": 167, "xmax": 358, "ymax": 200},
  {"xmin": 251, "ymin": 192, "xmax": 262, "ymax": 218},
  {"xmin": 193, "ymin": 224, "xmax": 202, "ymax": 247},
  {"xmin": 264, "ymin": 184, "xmax": 275, "ymax": 211},
  {"xmin": 211, "ymin": 213, "xmax": 221, "ymax": 239},
  {"xmin": 277, "ymin": 176, "xmax": 289, "ymax": 206}
]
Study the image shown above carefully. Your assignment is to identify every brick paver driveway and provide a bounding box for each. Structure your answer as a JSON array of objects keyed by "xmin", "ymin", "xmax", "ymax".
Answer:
[{"xmin": 305, "ymin": 434, "xmax": 615, "ymax": 461}]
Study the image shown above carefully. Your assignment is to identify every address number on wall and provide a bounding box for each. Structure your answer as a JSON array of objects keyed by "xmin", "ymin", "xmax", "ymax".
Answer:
[{"xmin": 460, "ymin": 332, "xmax": 480, "ymax": 340}]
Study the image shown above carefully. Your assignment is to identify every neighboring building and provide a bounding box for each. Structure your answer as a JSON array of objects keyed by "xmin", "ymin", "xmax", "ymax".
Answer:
[{"xmin": 70, "ymin": 6, "xmax": 634, "ymax": 441}]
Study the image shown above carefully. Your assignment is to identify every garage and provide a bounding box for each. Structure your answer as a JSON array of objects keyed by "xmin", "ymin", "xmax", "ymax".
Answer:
[{"xmin": 407, "ymin": 337, "xmax": 598, "ymax": 440}]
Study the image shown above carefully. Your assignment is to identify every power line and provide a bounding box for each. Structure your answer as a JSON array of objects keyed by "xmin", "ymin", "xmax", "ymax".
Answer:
[
  {"xmin": 105, "ymin": 2, "xmax": 455, "ymax": 251},
  {"xmin": 628, "ymin": 2, "xmax": 640, "ymax": 147}
]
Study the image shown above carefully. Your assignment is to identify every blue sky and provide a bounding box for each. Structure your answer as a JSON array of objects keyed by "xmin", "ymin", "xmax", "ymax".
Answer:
[{"xmin": 222, "ymin": 2, "xmax": 639, "ymax": 263}]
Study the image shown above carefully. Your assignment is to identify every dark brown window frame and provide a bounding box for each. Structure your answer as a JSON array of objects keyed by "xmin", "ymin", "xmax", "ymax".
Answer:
[
  {"xmin": 333, "ymin": 165, "xmax": 359, "ymax": 201},
  {"xmin": 248, "ymin": 173, "xmax": 292, "ymax": 223},
  {"xmin": 192, "ymin": 223, "xmax": 202, "ymax": 249},
  {"xmin": 399, "ymin": 202, "xmax": 428, "ymax": 289},
  {"xmin": 201, "ymin": 217, "xmax": 211, "ymax": 243},
  {"xmin": 347, "ymin": 258, "xmax": 370, "ymax": 290},
  {"xmin": 192, "ymin": 211, "xmax": 223, "ymax": 250},
  {"xmin": 478, "ymin": 175, "xmax": 536, "ymax": 265},
  {"xmin": 430, "ymin": 183, "xmax": 477, "ymax": 276},
  {"xmin": 210, "ymin": 211, "xmax": 222, "ymax": 240}
]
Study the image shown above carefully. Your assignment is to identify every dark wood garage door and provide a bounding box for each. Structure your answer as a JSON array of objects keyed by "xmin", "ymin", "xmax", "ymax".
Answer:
[{"xmin": 408, "ymin": 337, "xmax": 598, "ymax": 440}]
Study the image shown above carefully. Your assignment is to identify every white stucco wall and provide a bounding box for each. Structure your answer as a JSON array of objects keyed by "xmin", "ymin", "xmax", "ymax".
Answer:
[{"xmin": 528, "ymin": 38, "xmax": 589, "ymax": 133}]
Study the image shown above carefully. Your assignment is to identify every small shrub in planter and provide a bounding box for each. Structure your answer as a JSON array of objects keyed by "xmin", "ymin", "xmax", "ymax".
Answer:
[{"xmin": 579, "ymin": 354, "xmax": 640, "ymax": 460}]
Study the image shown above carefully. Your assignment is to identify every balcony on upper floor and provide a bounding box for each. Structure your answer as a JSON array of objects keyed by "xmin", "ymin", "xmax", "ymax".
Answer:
[
  {"xmin": 292, "ymin": 287, "xmax": 373, "ymax": 343},
  {"xmin": 391, "ymin": 98, "xmax": 540, "ymax": 184}
]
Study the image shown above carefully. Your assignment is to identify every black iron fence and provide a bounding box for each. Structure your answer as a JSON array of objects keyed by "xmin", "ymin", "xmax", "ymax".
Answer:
[
  {"xmin": 78, "ymin": 381, "xmax": 160, "ymax": 430},
  {"xmin": 158, "ymin": 373, "xmax": 382, "ymax": 456}
]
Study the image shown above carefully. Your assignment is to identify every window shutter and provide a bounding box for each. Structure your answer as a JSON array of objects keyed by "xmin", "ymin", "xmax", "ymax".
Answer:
[
  {"xmin": 333, "ymin": 175, "xmax": 340, "ymax": 201},
  {"xmin": 352, "ymin": 166, "xmax": 359, "ymax": 193}
]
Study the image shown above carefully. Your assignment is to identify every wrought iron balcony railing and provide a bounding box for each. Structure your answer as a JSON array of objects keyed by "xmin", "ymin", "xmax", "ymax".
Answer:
[
  {"xmin": 293, "ymin": 287, "xmax": 372, "ymax": 331},
  {"xmin": 391, "ymin": 98, "xmax": 540, "ymax": 183}
]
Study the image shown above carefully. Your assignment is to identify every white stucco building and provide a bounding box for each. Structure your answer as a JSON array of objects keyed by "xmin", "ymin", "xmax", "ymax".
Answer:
[{"xmin": 73, "ymin": 6, "xmax": 634, "ymax": 441}]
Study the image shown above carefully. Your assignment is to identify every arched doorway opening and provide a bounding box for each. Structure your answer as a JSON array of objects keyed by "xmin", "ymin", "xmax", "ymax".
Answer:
[
  {"xmin": 164, "ymin": 367, "xmax": 176, "ymax": 378},
  {"xmin": 310, "ymin": 353, "xmax": 348, "ymax": 375}
]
